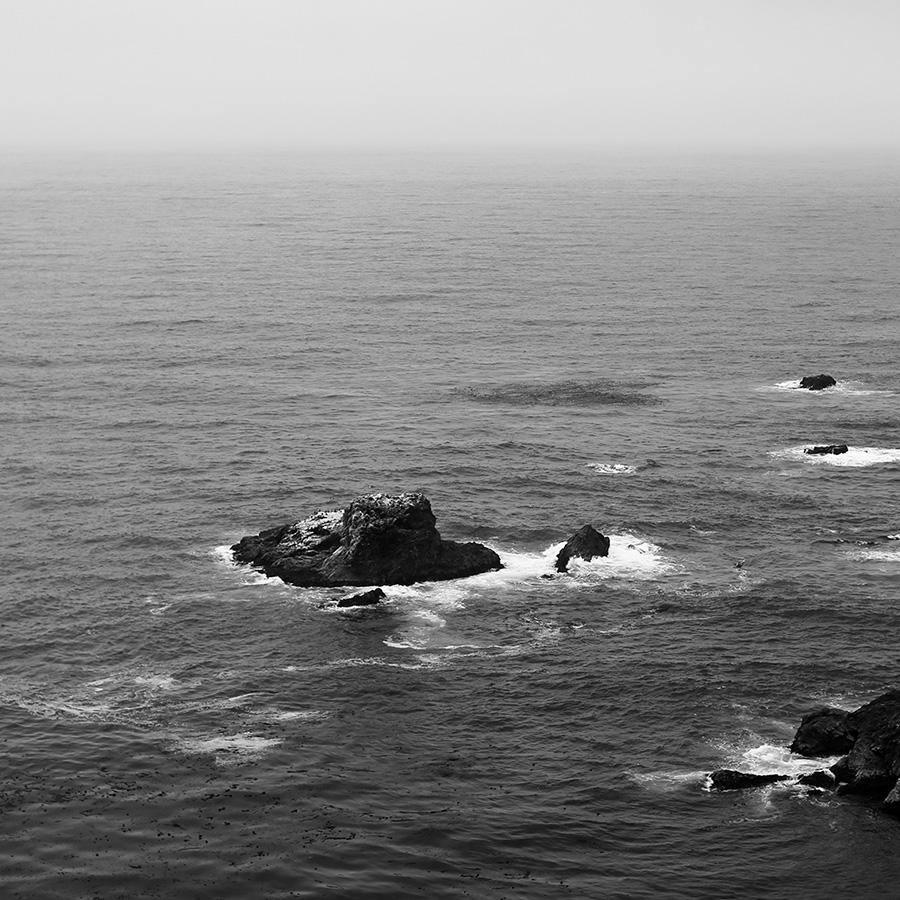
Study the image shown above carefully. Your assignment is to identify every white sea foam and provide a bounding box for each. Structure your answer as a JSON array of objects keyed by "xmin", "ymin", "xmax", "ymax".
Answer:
[
  {"xmin": 771, "ymin": 446, "xmax": 900, "ymax": 467},
  {"xmin": 271, "ymin": 710, "xmax": 330, "ymax": 722},
  {"xmin": 767, "ymin": 380, "xmax": 891, "ymax": 396},
  {"xmin": 211, "ymin": 543, "xmax": 238, "ymax": 567},
  {"xmin": 375, "ymin": 534, "xmax": 674, "ymax": 650},
  {"xmin": 177, "ymin": 732, "xmax": 282, "ymax": 763},
  {"xmin": 328, "ymin": 654, "xmax": 450, "ymax": 670},
  {"xmin": 846, "ymin": 545, "xmax": 900, "ymax": 563},
  {"xmin": 564, "ymin": 533, "xmax": 677, "ymax": 581},
  {"xmin": 735, "ymin": 743, "xmax": 840, "ymax": 778},
  {"xmin": 133, "ymin": 674, "xmax": 180, "ymax": 691},
  {"xmin": 13, "ymin": 696, "xmax": 117, "ymax": 722},
  {"xmin": 383, "ymin": 609, "xmax": 448, "ymax": 650},
  {"xmin": 630, "ymin": 770, "xmax": 710, "ymax": 792},
  {"xmin": 211, "ymin": 542, "xmax": 277, "ymax": 586},
  {"xmin": 587, "ymin": 462, "xmax": 637, "ymax": 476}
]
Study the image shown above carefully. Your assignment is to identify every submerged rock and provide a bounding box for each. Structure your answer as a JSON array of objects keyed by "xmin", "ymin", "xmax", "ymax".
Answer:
[
  {"xmin": 555, "ymin": 524, "xmax": 610, "ymax": 573},
  {"xmin": 337, "ymin": 588, "xmax": 386, "ymax": 608},
  {"xmin": 233, "ymin": 492, "xmax": 502, "ymax": 587},
  {"xmin": 790, "ymin": 690, "xmax": 900, "ymax": 809},
  {"xmin": 799, "ymin": 374, "xmax": 837, "ymax": 390},
  {"xmin": 805, "ymin": 444, "xmax": 849, "ymax": 456},
  {"xmin": 797, "ymin": 770, "xmax": 837, "ymax": 790},
  {"xmin": 709, "ymin": 769, "xmax": 789, "ymax": 791},
  {"xmin": 790, "ymin": 707, "xmax": 855, "ymax": 757}
]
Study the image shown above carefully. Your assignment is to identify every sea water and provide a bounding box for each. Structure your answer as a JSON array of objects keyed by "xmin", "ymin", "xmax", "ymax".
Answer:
[{"xmin": 2, "ymin": 148, "xmax": 900, "ymax": 898}]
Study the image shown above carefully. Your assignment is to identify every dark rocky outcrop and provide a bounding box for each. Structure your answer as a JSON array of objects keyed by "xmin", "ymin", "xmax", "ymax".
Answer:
[
  {"xmin": 830, "ymin": 691, "xmax": 900, "ymax": 797},
  {"xmin": 232, "ymin": 492, "xmax": 502, "ymax": 587},
  {"xmin": 337, "ymin": 588, "xmax": 386, "ymax": 608},
  {"xmin": 709, "ymin": 770, "xmax": 789, "ymax": 791},
  {"xmin": 805, "ymin": 444, "xmax": 849, "ymax": 456},
  {"xmin": 790, "ymin": 706, "xmax": 855, "ymax": 757},
  {"xmin": 788, "ymin": 690, "xmax": 900, "ymax": 810},
  {"xmin": 555, "ymin": 525, "xmax": 610, "ymax": 573},
  {"xmin": 797, "ymin": 770, "xmax": 837, "ymax": 790},
  {"xmin": 799, "ymin": 374, "xmax": 837, "ymax": 390}
]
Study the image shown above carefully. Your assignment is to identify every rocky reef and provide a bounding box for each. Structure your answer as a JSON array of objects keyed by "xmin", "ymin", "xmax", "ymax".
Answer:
[{"xmin": 232, "ymin": 492, "xmax": 502, "ymax": 587}]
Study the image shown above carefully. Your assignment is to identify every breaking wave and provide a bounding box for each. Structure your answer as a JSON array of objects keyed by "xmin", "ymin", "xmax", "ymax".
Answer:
[{"xmin": 587, "ymin": 462, "xmax": 638, "ymax": 476}]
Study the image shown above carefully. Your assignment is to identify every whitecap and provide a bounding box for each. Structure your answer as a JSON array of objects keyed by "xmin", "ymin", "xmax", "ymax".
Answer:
[
  {"xmin": 771, "ymin": 446, "xmax": 900, "ymax": 467},
  {"xmin": 587, "ymin": 462, "xmax": 637, "ymax": 476}
]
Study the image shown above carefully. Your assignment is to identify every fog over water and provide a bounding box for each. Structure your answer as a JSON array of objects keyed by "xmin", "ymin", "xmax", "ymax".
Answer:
[{"xmin": 2, "ymin": 0, "xmax": 900, "ymax": 151}]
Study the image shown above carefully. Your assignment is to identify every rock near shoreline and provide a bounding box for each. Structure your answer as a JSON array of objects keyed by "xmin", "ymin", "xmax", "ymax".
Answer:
[
  {"xmin": 232, "ymin": 492, "xmax": 502, "ymax": 587},
  {"xmin": 710, "ymin": 691, "xmax": 900, "ymax": 813}
]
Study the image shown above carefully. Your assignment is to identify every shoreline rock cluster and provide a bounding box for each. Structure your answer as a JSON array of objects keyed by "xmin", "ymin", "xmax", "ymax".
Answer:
[{"xmin": 710, "ymin": 691, "xmax": 900, "ymax": 814}]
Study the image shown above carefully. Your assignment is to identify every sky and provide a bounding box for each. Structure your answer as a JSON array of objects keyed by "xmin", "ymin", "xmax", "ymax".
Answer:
[{"xmin": 1, "ymin": 0, "xmax": 899, "ymax": 151}]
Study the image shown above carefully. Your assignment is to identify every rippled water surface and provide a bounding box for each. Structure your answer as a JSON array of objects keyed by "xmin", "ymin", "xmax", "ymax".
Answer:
[{"xmin": 2, "ymin": 149, "xmax": 900, "ymax": 898}]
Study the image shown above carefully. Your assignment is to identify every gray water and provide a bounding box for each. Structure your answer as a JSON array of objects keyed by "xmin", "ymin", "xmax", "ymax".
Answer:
[{"xmin": 2, "ymin": 149, "xmax": 900, "ymax": 898}]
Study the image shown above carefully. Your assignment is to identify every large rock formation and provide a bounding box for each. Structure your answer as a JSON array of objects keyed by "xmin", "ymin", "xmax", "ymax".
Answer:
[
  {"xmin": 555, "ymin": 524, "xmax": 610, "ymax": 572},
  {"xmin": 232, "ymin": 492, "xmax": 502, "ymax": 587},
  {"xmin": 799, "ymin": 374, "xmax": 837, "ymax": 390},
  {"xmin": 790, "ymin": 690, "xmax": 900, "ymax": 808},
  {"xmin": 790, "ymin": 707, "xmax": 855, "ymax": 756}
]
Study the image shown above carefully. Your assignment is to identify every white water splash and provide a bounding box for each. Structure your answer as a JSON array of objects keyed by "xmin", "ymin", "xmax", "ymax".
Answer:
[
  {"xmin": 767, "ymin": 380, "xmax": 891, "ymax": 396},
  {"xmin": 587, "ymin": 462, "xmax": 637, "ymax": 476},
  {"xmin": 771, "ymin": 446, "xmax": 900, "ymax": 467}
]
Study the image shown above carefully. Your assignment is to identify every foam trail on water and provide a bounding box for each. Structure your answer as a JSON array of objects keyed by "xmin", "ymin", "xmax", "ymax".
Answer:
[
  {"xmin": 771, "ymin": 446, "xmax": 900, "ymax": 467},
  {"xmin": 176, "ymin": 732, "xmax": 282, "ymax": 764},
  {"xmin": 629, "ymin": 770, "xmax": 710, "ymax": 792},
  {"xmin": 846, "ymin": 545, "xmax": 900, "ymax": 563}
]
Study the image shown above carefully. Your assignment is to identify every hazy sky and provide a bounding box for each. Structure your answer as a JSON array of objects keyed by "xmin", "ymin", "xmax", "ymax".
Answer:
[{"xmin": 2, "ymin": 0, "xmax": 899, "ymax": 150}]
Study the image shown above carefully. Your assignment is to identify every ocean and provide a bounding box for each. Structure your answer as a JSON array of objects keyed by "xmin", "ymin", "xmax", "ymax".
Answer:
[{"xmin": 2, "ymin": 148, "xmax": 899, "ymax": 898}]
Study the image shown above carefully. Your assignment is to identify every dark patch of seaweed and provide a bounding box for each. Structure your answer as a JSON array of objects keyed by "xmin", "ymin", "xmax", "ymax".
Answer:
[{"xmin": 453, "ymin": 379, "xmax": 660, "ymax": 408}]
